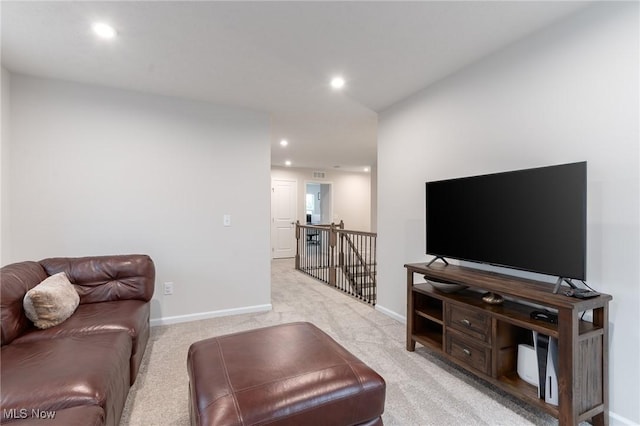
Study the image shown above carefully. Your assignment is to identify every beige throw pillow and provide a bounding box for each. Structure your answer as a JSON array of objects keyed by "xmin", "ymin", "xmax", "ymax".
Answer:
[{"xmin": 23, "ymin": 272, "xmax": 80, "ymax": 329}]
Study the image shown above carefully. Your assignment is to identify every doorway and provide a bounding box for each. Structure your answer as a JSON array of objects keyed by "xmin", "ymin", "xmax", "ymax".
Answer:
[{"xmin": 305, "ymin": 182, "xmax": 333, "ymax": 225}]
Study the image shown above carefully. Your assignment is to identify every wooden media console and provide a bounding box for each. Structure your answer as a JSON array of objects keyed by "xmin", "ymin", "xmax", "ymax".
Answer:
[{"xmin": 405, "ymin": 262, "xmax": 611, "ymax": 426}]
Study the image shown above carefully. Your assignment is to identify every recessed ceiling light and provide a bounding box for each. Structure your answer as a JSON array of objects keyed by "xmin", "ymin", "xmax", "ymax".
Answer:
[
  {"xmin": 93, "ymin": 22, "xmax": 116, "ymax": 39},
  {"xmin": 330, "ymin": 76, "xmax": 345, "ymax": 90},
  {"xmin": 280, "ymin": 139, "xmax": 288, "ymax": 147},
  {"xmin": 285, "ymin": 160, "xmax": 292, "ymax": 166},
  {"xmin": 364, "ymin": 167, "xmax": 370, "ymax": 172}
]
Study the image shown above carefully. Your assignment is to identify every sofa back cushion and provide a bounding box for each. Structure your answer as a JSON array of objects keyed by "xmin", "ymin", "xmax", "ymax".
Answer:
[
  {"xmin": 1, "ymin": 261, "xmax": 48, "ymax": 345},
  {"xmin": 39, "ymin": 255, "xmax": 155, "ymax": 304}
]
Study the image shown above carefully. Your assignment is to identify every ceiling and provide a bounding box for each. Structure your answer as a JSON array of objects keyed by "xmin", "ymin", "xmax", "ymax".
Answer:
[{"xmin": 1, "ymin": 1, "xmax": 590, "ymax": 171}]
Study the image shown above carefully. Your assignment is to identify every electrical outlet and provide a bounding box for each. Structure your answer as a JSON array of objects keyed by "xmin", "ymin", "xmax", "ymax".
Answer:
[{"xmin": 164, "ymin": 282, "xmax": 174, "ymax": 295}]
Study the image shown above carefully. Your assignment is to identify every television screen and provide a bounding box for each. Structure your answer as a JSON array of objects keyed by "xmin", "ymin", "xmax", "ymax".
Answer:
[{"xmin": 425, "ymin": 162, "xmax": 586, "ymax": 280}]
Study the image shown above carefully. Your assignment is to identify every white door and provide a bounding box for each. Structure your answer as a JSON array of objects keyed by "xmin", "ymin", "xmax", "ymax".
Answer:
[{"xmin": 271, "ymin": 179, "xmax": 297, "ymax": 258}]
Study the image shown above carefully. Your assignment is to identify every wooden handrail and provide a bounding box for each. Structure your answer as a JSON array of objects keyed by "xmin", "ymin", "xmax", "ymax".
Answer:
[{"xmin": 337, "ymin": 228, "xmax": 376, "ymax": 237}]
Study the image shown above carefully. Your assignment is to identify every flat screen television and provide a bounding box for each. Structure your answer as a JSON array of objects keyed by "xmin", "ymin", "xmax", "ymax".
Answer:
[{"xmin": 425, "ymin": 161, "xmax": 586, "ymax": 281}]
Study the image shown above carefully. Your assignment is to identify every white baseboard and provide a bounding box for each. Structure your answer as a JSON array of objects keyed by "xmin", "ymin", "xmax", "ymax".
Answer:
[
  {"xmin": 375, "ymin": 304, "xmax": 406, "ymax": 324},
  {"xmin": 611, "ymin": 412, "xmax": 639, "ymax": 426},
  {"xmin": 150, "ymin": 304, "xmax": 272, "ymax": 327}
]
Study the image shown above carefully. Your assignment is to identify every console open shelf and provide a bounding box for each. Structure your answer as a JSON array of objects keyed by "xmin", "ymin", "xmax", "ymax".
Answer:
[{"xmin": 405, "ymin": 262, "xmax": 612, "ymax": 426}]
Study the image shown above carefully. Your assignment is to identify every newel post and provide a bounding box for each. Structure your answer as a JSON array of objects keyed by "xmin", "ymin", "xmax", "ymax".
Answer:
[
  {"xmin": 329, "ymin": 222, "xmax": 337, "ymax": 286},
  {"xmin": 295, "ymin": 220, "xmax": 300, "ymax": 270}
]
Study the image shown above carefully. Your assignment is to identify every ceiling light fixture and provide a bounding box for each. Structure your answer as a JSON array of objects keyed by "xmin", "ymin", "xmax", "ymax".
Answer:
[
  {"xmin": 285, "ymin": 160, "xmax": 292, "ymax": 166},
  {"xmin": 280, "ymin": 139, "xmax": 288, "ymax": 147},
  {"xmin": 92, "ymin": 22, "xmax": 116, "ymax": 39},
  {"xmin": 364, "ymin": 167, "xmax": 370, "ymax": 172},
  {"xmin": 330, "ymin": 76, "xmax": 345, "ymax": 90}
]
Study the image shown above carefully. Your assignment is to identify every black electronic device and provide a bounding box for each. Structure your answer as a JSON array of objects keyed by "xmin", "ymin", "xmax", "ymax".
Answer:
[
  {"xmin": 530, "ymin": 310, "xmax": 558, "ymax": 324},
  {"xmin": 564, "ymin": 288, "xmax": 600, "ymax": 299},
  {"xmin": 535, "ymin": 333, "xmax": 550, "ymax": 399},
  {"xmin": 425, "ymin": 162, "xmax": 587, "ymax": 281}
]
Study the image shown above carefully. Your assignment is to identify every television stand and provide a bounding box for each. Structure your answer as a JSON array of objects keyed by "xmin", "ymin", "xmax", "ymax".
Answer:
[
  {"xmin": 405, "ymin": 262, "xmax": 611, "ymax": 426},
  {"xmin": 426, "ymin": 256, "xmax": 449, "ymax": 267}
]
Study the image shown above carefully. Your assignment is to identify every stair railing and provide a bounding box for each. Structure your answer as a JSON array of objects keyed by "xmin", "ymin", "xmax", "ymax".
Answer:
[
  {"xmin": 295, "ymin": 221, "xmax": 376, "ymax": 305},
  {"xmin": 338, "ymin": 230, "xmax": 377, "ymax": 304}
]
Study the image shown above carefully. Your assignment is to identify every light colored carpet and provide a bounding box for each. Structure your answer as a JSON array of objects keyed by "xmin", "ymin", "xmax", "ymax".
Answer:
[{"xmin": 120, "ymin": 258, "xmax": 557, "ymax": 425}]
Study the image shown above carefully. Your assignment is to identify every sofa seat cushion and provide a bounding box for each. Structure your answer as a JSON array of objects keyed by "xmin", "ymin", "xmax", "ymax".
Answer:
[
  {"xmin": 1, "ymin": 405, "xmax": 104, "ymax": 426},
  {"xmin": 12, "ymin": 299, "xmax": 150, "ymax": 383},
  {"xmin": 1, "ymin": 332, "xmax": 131, "ymax": 426}
]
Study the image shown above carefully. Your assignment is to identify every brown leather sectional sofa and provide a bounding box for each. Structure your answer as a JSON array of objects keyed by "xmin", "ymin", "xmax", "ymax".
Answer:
[{"xmin": 0, "ymin": 254, "xmax": 155, "ymax": 426}]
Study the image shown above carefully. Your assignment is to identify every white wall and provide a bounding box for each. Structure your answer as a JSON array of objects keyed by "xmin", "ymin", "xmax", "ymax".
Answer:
[
  {"xmin": 378, "ymin": 3, "xmax": 638, "ymax": 424},
  {"xmin": 1, "ymin": 67, "xmax": 10, "ymax": 265},
  {"xmin": 271, "ymin": 166, "xmax": 372, "ymax": 232},
  {"xmin": 370, "ymin": 165, "xmax": 378, "ymax": 233},
  {"xmin": 6, "ymin": 74, "xmax": 272, "ymax": 323}
]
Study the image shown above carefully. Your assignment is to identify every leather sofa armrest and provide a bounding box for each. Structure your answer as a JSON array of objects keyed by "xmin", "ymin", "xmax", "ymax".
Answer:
[{"xmin": 39, "ymin": 255, "xmax": 155, "ymax": 304}]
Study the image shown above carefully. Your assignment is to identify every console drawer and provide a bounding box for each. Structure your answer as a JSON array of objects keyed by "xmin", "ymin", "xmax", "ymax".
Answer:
[
  {"xmin": 446, "ymin": 304, "xmax": 491, "ymax": 343},
  {"xmin": 446, "ymin": 332, "xmax": 491, "ymax": 375}
]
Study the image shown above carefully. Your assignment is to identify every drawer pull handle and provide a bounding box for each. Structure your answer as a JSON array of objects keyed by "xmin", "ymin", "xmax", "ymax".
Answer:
[
  {"xmin": 463, "ymin": 348, "xmax": 472, "ymax": 356},
  {"xmin": 461, "ymin": 319, "xmax": 471, "ymax": 327}
]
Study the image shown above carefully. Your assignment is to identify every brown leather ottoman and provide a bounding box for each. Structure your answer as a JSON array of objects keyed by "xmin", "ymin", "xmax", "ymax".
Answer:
[{"xmin": 187, "ymin": 322, "xmax": 385, "ymax": 426}]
